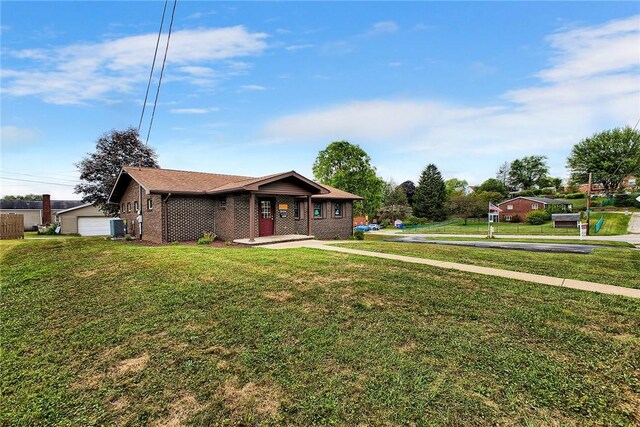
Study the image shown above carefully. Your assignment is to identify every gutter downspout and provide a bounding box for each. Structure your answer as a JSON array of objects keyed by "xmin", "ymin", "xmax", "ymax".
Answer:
[{"xmin": 138, "ymin": 185, "xmax": 143, "ymax": 240}]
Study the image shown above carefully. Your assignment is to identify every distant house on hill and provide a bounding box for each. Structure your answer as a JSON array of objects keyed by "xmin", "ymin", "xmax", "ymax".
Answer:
[
  {"xmin": 496, "ymin": 196, "xmax": 572, "ymax": 222},
  {"xmin": 0, "ymin": 195, "xmax": 84, "ymax": 230},
  {"xmin": 578, "ymin": 174, "xmax": 637, "ymax": 194}
]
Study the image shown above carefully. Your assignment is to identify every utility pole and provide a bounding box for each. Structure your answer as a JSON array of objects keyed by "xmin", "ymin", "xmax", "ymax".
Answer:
[{"xmin": 586, "ymin": 172, "xmax": 592, "ymax": 236}]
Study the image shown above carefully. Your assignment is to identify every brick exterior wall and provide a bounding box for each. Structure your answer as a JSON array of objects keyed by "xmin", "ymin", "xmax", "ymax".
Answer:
[
  {"xmin": 166, "ymin": 196, "xmax": 215, "ymax": 242},
  {"xmin": 294, "ymin": 199, "xmax": 354, "ymax": 239},
  {"xmin": 118, "ymin": 179, "xmax": 356, "ymax": 242},
  {"xmin": 214, "ymin": 194, "xmax": 235, "ymax": 242},
  {"xmin": 497, "ymin": 198, "xmax": 546, "ymax": 222},
  {"xmin": 120, "ymin": 181, "xmax": 164, "ymax": 243}
]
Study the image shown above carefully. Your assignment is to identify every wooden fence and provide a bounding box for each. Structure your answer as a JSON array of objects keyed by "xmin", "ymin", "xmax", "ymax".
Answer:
[{"xmin": 1, "ymin": 214, "xmax": 24, "ymax": 239}]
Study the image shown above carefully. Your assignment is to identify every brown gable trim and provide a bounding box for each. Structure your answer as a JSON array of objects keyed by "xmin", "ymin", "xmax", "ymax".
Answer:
[
  {"xmin": 207, "ymin": 171, "xmax": 328, "ymax": 195},
  {"xmin": 107, "ymin": 168, "xmax": 150, "ymax": 204}
]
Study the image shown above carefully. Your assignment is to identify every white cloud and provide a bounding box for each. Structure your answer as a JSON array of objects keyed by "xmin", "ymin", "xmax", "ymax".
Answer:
[
  {"xmin": 169, "ymin": 107, "xmax": 219, "ymax": 114},
  {"xmin": 367, "ymin": 21, "xmax": 399, "ymax": 35},
  {"xmin": 1, "ymin": 26, "xmax": 268, "ymax": 104},
  {"xmin": 263, "ymin": 15, "xmax": 640, "ymax": 181},
  {"xmin": 286, "ymin": 44, "xmax": 314, "ymax": 51},
  {"xmin": 239, "ymin": 84, "xmax": 266, "ymax": 91},
  {"xmin": 1, "ymin": 125, "xmax": 40, "ymax": 147}
]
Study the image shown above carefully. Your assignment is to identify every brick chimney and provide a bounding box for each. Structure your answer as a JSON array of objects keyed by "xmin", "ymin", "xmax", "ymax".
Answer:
[{"xmin": 42, "ymin": 194, "xmax": 51, "ymax": 225}]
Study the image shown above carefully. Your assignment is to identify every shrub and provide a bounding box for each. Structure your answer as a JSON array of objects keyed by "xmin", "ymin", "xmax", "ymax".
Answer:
[
  {"xmin": 198, "ymin": 231, "xmax": 216, "ymax": 245},
  {"xmin": 124, "ymin": 234, "xmax": 133, "ymax": 241},
  {"xmin": 171, "ymin": 241, "xmax": 180, "ymax": 246},
  {"xmin": 511, "ymin": 214, "xmax": 521, "ymax": 223},
  {"xmin": 403, "ymin": 216, "xmax": 430, "ymax": 226},
  {"xmin": 526, "ymin": 211, "xmax": 548, "ymax": 225},
  {"xmin": 380, "ymin": 219, "xmax": 391, "ymax": 228},
  {"xmin": 353, "ymin": 230, "xmax": 365, "ymax": 240},
  {"xmin": 613, "ymin": 193, "xmax": 640, "ymax": 208},
  {"xmin": 564, "ymin": 192, "xmax": 586, "ymax": 199}
]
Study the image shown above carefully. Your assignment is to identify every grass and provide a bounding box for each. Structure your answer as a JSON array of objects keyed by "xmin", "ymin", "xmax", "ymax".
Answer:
[
  {"xmin": 2, "ymin": 238, "xmax": 640, "ymax": 426},
  {"xmin": 401, "ymin": 212, "xmax": 633, "ymax": 236},
  {"xmin": 589, "ymin": 212, "xmax": 632, "ymax": 236},
  {"xmin": 337, "ymin": 240, "xmax": 640, "ymax": 289},
  {"xmin": 403, "ymin": 219, "xmax": 581, "ymax": 235}
]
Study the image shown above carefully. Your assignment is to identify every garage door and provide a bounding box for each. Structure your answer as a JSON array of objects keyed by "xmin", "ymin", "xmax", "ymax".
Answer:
[{"xmin": 77, "ymin": 217, "xmax": 111, "ymax": 236}]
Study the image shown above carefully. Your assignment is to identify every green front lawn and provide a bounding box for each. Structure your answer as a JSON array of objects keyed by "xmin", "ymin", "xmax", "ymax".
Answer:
[
  {"xmin": 403, "ymin": 220, "xmax": 581, "ymax": 235},
  {"xmin": 367, "ymin": 234, "xmax": 635, "ymax": 247},
  {"xmin": 338, "ymin": 240, "xmax": 640, "ymax": 289},
  {"xmin": 589, "ymin": 212, "xmax": 632, "ymax": 236},
  {"xmin": 2, "ymin": 239, "xmax": 639, "ymax": 425}
]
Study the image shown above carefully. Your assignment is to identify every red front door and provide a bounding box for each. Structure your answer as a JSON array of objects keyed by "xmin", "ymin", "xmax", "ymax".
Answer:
[{"xmin": 258, "ymin": 199, "xmax": 274, "ymax": 237}]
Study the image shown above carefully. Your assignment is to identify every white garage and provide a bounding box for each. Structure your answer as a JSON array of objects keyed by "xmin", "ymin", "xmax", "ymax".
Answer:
[
  {"xmin": 56, "ymin": 203, "xmax": 117, "ymax": 235},
  {"xmin": 78, "ymin": 217, "xmax": 112, "ymax": 236}
]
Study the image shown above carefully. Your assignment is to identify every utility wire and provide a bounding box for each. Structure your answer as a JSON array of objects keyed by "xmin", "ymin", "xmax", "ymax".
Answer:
[
  {"xmin": 0, "ymin": 170, "xmax": 79, "ymax": 184},
  {"xmin": 145, "ymin": 0, "xmax": 178, "ymax": 145},
  {"xmin": 0, "ymin": 177, "xmax": 76, "ymax": 187},
  {"xmin": 137, "ymin": 0, "xmax": 169, "ymax": 133}
]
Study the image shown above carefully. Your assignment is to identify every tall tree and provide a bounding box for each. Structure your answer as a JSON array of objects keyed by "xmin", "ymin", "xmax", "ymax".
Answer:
[
  {"xmin": 447, "ymin": 193, "xmax": 486, "ymax": 225},
  {"xmin": 413, "ymin": 164, "xmax": 447, "ymax": 221},
  {"xmin": 3, "ymin": 194, "xmax": 43, "ymax": 201},
  {"xmin": 382, "ymin": 179, "xmax": 408, "ymax": 207},
  {"xmin": 476, "ymin": 178, "xmax": 509, "ymax": 198},
  {"xmin": 507, "ymin": 155, "xmax": 549, "ymax": 190},
  {"xmin": 399, "ymin": 180, "xmax": 416, "ymax": 206},
  {"xmin": 567, "ymin": 127, "xmax": 640, "ymax": 196},
  {"xmin": 312, "ymin": 141, "xmax": 384, "ymax": 217},
  {"xmin": 496, "ymin": 161, "xmax": 510, "ymax": 186},
  {"xmin": 444, "ymin": 178, "xmax": 469, "ymax": 196},
  {"xmin": 75, "ymin": 127, "xmax": 159, "ymax": 216}
]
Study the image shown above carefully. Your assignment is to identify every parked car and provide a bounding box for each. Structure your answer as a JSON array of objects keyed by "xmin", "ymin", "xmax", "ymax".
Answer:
[
  {"xmin": 368, "ymin": 223, "xmax": 382, "ymax": 230},
  {"xmin": 354, "ymin": 225, "xmax": 371, "ymax": 231}
]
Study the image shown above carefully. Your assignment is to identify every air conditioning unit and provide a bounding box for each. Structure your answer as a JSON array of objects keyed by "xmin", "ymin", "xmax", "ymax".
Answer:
[{"xmin": 110, "ymin": 219, "xmax": 126, "ymax": 237}]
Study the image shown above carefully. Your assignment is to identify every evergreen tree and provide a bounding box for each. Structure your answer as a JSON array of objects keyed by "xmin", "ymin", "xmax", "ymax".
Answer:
[{"xmin": 413, "ymin": 164, "xmax": 447, "ymax": 220}]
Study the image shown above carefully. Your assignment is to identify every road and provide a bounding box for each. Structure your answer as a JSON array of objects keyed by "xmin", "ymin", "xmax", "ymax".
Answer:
[{"xmin": 384, "ymin": 236, "xmax": 613, "ymax": 254}]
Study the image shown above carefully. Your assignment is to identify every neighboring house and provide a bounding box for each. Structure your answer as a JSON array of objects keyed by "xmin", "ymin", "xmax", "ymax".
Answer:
[
  {"xmin": 55, "ymin": 203, "xmax": 117, "ymax": 236},
  {"xmin": 551, "ymin": 213, "xmax": 580, "ymax": 228},
  {"xmin": 0, "ymin": 195, "xmax": 84, "ymax": 230},
  {"xmin": 107, "ymin": 167, "xmax": 362, "ymax": 243},
  {"xmin": 578, "ymin": 174, "xmax": 638, "ymax": 194},
  {"xmin": 496, "ymin": 197, "xmax": 573, "ymax": 222}
]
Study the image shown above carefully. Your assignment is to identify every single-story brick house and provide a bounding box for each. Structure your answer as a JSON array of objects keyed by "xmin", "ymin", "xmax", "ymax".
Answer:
[
  {"xmin": 107, "ymin": 166, "xmax": 362, "ymax": 243},
  {"xmin": 496, "ymin": 196, "xmax": 573, "ymax": 222}
]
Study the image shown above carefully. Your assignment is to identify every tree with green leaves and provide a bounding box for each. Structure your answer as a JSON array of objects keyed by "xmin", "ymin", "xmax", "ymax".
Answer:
[
  {"xmin": 447, "ymin": 193, "xmax": 485, "ymax": 225},
  {"xmin": 508, "ymin": 155, "xmax": 549, "ymax": 190},
  {"xmin": 382, "ymin": 179, "xmax": 408, "ymax": 207},
  {"xmin": 444, "ymin": 178, "xmax": 469, "ymax": 196},
  {"xmin": 312, "ymin": 141, "xmax": 384, "ymax": 218},
  {"xmin": 567, "ymin": 127, "xmax": 640, "ymax": 196},
  {"xmin": 399, "ymin": 180, "xmax": 416, "ymax": 206},
  {"xmin": 2, "ymin": 194, "xmax": 43, "ymax": 201},
  {"xmin": 75, "ymin": 127, "xmax": 159, "ymax": 216},
  {"xmin": 476, "ymin": 178, "xmax": 509, "ymax": 198},
  {"xmin": 413, "ymin": 164, "xmax": 447, "ymax": 220}
]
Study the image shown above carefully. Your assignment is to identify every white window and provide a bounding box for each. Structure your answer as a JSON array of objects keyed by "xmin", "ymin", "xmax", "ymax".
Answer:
[
  {"xmin": 507, "ymin": 205, "xmax": 513, "ymax": 210},
  {"xmin": 504, "ymin": 215, "xmax": 512, "ymax": 221},
  {"xmin": 531, "ymin": 203, "xmax": 539, "ymax": 210},
  {"xmin": 629, "ymin": 179, "xmax": 636, "ymax": 186},
  {"xmin": 147, "ymin": 198, "xmax": 153, "ymax": 211}
]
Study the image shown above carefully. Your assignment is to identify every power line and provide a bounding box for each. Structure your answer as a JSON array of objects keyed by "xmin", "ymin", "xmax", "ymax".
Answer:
[
  {"xmin": 0, "ymin": 177, "xmax": 76, "ymax": 187},
  {"xmin": 145, "ymin": 0, "xmax": 178, "ymax": 145},
  {"xmin": 0, "ymin": 170, "xmax": 79, "ymax": 184},
  {"xmin": 137, "ymin": 0, "xmax": 169, "ymax": 133}
]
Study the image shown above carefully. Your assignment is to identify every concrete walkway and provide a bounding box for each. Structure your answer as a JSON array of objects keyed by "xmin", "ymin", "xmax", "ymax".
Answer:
[
  {"xmin": 627, "ymin": 213, "xmax": 640, "ymax": 234},
  {"xmin": 263, "ymin": 240, "xmax": 640, "ymax": 299}
]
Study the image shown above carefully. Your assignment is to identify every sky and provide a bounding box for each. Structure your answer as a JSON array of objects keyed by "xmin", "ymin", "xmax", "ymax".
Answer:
[{"xmin": 1, "ymin": 1, "xmax": 639, "ymax": 199}]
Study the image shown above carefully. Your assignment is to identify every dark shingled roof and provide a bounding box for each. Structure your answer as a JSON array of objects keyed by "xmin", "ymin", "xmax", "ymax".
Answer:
[{"xmin": 0, "ymin": 200, "xmax": 85, "ymax": 210}]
